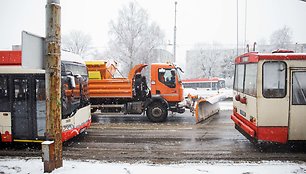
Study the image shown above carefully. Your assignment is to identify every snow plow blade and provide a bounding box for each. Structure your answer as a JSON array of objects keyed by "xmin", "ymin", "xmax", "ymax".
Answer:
[{"xmin": 195, "ymin": 95, "xmax": 221, "ymax": 123}]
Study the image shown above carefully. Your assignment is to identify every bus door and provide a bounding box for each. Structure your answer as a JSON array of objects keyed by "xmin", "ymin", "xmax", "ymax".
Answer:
[
  {"xmin": 12, "ymin": 76, "xmax": 35, "ymax": 139},
  {"xmin": 0, "ymin": 75, "xmax": 12, "ymax": 142},
  {"xmin": 289, "ymin": 69, "xmax": 306, "ymax": 140}
]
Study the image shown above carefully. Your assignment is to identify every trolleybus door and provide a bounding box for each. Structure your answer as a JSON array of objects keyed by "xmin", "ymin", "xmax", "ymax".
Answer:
[
  {"xmin": 289, "ymin": 69, "xmax": 306, "ymax": 140},
  {"xmin": 12, "ymin": 77, "xmax": 34, "ymax": 139}
]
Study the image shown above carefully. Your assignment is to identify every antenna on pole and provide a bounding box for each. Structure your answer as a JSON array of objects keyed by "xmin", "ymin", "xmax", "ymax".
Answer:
[
  {"xmin": 173, "ymin": 1, "xmax": 177, "ymax": 62},
  {"xmin": 244, "ymin": 0, "xmax": 247, "ymax": 53},
  {"xmin": 236, "ymin": 0, "xmax": 239, "ymax": 56}
]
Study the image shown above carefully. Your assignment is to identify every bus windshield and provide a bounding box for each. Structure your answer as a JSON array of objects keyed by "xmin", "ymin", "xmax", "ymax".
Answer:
[{"xmin": 62, "ymin": 61, "xmax": 88, "ymax": 77}]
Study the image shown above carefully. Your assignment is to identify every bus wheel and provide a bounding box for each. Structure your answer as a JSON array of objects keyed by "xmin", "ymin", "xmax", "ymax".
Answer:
[{"xmin": 146, "ymin": 102, "xmax": 168, "ymax": 122}]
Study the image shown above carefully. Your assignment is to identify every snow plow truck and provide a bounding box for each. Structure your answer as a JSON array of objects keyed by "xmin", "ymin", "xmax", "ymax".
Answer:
[{"xmin": 85, "ymin": 60, "xmax": 221, "ymax": 123}]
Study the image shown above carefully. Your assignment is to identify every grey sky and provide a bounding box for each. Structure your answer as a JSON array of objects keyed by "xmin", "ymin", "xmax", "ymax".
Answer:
[{"xmin": 0, "ymin": 0, "xmax": 305, "ymax": 65}]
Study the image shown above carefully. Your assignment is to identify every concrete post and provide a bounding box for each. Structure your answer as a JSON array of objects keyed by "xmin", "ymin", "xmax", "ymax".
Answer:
[{"xmin": 42, "ymin": 141, "xmax": 55, "ymax": 173}]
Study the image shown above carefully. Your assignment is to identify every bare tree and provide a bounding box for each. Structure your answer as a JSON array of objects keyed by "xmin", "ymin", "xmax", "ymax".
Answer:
[
  {"xmin": 62, "ymin": 30, "xmax": 92, "ymax": 57},
  {"xmin": 108, "ymin": 2, "xmax": 165, "ymax": 74},
  {"xmin": 199, "ymin": 50, "xmax": 216, "ymax": 78},
  {"xmin": 270, "ymin": 26, "xmax": 292, "ymax": 50},
  {"xmin": 220, "ymin": 52, "xmax": 235, "ymax": 78},
  {"xmin": 195, "ymin": 43, "xmax": 223, "ymax": 78}
]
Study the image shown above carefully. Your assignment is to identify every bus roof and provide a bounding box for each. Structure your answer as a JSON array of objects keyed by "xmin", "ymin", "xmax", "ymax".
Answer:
[
  {"xmin": 61, "ymin": 51, "xmax": 85, "ymax": 65},
  {"xmin": 182, "ymin": 78, "xmax": 224, "ymax": 83},
  {"xmin": 0, "ymin": 50, "xmax": 85, "ymax": 66},
  {"xmin": 235, "ymin": 50, "xmax": 306, "ymax": 64}
]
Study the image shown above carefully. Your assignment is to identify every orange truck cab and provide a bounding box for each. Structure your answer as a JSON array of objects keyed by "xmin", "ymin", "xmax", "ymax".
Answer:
[
  {"xmin": 86, "ymin": 62, "xmax": 185, "ymax": 122},
  {"xmin": 150, "ymin": 63, "xmax": 184, "ymax": 112}
]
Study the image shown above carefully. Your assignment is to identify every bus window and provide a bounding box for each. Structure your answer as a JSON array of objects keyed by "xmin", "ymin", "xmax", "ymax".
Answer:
[
  {"xmin": 234, "ymin": 64, "xmax": 245, "ymax": 92},
  {"xmin": 218, "ymin": 80, "xmax": 225, "ymax": 89},
  {"xmin": 263, "ymin": 61, "xmax": 287, "ymax": 98},
  {"xmin": 292, "ymin": 71, "xmax": 306, "ymax": 105},
  {"xmin": 212, "ymin": 82, "xmax": 218, "ymax": 90},
  {"xmin": 0, "ymin": 76, "xmax": 9, "ymax": 111},
  {"xmin": 244, "ymin": 64, "xmax": 257, "ymax": 96},
  {"xmin": 36, "ymin": 79, "xmax": 46, "ymax": 137}
]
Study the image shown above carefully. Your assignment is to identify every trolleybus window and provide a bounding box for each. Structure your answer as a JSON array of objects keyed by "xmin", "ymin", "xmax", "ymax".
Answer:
[
  {"xmin": 244, "ymin": 64, "xmax": 257, "ymax": 96},
  {"xmin": 292, "ymin": 71, "xmax": 306, "ymax": 105},
  {"xmin": 263, "ymin": 61, "xmax": 287, "ymax": 98},
  {"xmin": 234, "ymin": 64, "xmax": 245, "ymax": 92},
  {"xmin": 0, "ymin": 76, "xmax": 9, "ymax": 111}
]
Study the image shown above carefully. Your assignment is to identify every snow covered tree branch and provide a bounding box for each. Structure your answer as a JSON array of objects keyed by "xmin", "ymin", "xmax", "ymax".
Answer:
[{"xmin": 108, "ymin": 2, "xmax": 165, "ymax": 74}]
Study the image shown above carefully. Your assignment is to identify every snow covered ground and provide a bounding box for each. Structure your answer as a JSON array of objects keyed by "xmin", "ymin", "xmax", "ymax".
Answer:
[{"xmin": 1, "ymin": 158, "xmax": 306, "ymax": 174}]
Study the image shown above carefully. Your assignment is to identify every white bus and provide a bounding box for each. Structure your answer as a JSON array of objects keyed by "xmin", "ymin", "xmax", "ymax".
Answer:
[
  {"xmin": 182, "ymin": 78, "xmax": 225, "ymax": 90},
  {"xmin": 0, "ymin": 50, "xmax": 91, "ymax": 143},
  {"xmin": 231, "ymin": 50, "xmax": 306, "ymax": 143}
]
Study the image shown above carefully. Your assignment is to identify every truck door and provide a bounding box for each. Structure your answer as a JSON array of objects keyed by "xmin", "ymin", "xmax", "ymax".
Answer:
[
  {"xmin": 156, "ymin": 68, "xmax": 181, "ymax": 102},
  {"xmin": 289, "ymin": 69, "xmax": 306, "ymax": 140},
  {"xmin": 12, "ymin": 76, "xmax": 35, "ymax": 140}
]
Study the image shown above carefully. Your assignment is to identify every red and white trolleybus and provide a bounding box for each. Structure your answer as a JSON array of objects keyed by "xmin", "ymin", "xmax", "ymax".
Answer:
[
  {"xmin": 231, "ymin": 50, "xmax": 306, "ymax": 143},
  {"xmin": 0, "ymin": 50, "xmax": 91, "ymax": 143}
]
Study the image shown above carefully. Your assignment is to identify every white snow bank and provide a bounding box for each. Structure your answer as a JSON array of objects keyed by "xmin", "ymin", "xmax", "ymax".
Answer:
[
  {"xmin": 1, "ymin": 158, "xmax": 306, "ymax": 174},
  {"xmin": 219, "ymin": 101, "xmax": 233, "ymax": 110}
]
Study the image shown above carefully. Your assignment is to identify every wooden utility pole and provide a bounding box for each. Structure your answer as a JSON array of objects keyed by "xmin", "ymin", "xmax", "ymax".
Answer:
[{"xmin": 44, "ymin": 0, "xmax": 62, "ymax": 172}]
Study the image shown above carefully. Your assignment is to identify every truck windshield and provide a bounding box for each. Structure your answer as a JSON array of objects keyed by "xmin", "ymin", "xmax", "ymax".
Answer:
[{"xmin": 176, "ymin": 69, "xmax": 182, "ymax": 82}]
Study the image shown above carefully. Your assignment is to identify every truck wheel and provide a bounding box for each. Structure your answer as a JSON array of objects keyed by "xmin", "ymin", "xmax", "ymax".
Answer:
[{"xmin": 146, "ymin": 102, "xmax": 168, "ymax": 122}]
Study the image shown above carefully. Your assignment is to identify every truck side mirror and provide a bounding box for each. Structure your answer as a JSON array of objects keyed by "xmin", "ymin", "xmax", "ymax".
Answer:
[{"xmin": 67, "ymin": 75, "xmax": 76, "ymax": 89}]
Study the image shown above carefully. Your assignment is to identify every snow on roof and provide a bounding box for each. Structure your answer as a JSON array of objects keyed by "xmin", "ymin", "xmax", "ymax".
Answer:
[{"xmin": 61, "ymin": 51, "xmax": 85, "ymax": 65}]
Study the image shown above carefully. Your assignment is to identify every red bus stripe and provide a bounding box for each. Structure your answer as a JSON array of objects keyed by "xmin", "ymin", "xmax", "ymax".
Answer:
[{"xmin": 61, "ymin": 118, "xmax": 91, "ymax": 142}]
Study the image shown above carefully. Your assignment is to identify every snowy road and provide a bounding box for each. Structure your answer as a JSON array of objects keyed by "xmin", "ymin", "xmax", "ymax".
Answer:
[{"xmin": 1, "ymin": 101, "xmax": 306, "ymax": 165}]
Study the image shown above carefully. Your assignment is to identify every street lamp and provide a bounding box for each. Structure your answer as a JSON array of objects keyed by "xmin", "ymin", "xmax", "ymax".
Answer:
[{"xmin": 173, "ymin": 1, "xmax": 177, "ymax": 63}]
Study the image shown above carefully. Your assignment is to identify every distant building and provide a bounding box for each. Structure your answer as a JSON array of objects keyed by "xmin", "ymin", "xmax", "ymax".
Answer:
[{"xmin": 256, "ymin": 43, "xmax": 306, "ymax": 53}]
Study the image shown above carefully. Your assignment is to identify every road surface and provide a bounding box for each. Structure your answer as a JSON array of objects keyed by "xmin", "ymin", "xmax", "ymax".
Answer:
[{"xmin": 1, "ymin": 101, "xmax": 306, "ymax": 163}]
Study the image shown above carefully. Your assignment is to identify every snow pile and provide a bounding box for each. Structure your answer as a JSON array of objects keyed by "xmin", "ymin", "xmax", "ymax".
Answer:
[{"xmin": 1, "ymin": 158, "xmax": 306, "ymax": 174}]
